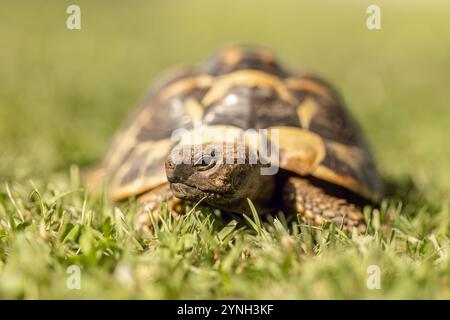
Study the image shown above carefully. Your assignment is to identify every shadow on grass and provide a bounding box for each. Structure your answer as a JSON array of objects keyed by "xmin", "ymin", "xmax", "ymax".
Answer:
[{"xmin": 383, "ymin": 176, "xmax": 441, "ymax": 216}]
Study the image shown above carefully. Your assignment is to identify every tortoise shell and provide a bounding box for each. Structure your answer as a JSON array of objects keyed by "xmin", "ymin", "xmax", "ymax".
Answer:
[{"xmin": 102, "ymin": 45, "xmax": 381, "ymax": 201}]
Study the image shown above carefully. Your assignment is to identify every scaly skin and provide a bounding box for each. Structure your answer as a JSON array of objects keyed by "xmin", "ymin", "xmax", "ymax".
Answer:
[{"xmin": 282, "ymin": 176, "xmax": 367, "ymax": 233}]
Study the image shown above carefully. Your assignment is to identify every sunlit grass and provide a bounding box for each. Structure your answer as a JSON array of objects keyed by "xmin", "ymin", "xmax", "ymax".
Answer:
[{"xmin": 0, "ymin": 174, "xmax": 449, "ymax": 299}]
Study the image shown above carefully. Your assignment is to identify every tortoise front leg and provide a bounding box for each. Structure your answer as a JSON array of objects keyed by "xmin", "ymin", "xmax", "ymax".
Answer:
[
  {"xmin": 134, "ymin": 183, "xmax": 185, "ymax": 232},
  {"xmin": 281, "ymin": 177, "xmax": 367, "ymax": 233}
]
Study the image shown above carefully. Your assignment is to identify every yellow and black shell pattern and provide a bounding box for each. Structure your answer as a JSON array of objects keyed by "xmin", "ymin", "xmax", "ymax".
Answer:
[{"xmin": 103, "ymin": 45, "xmax": 381, "ymax": 201}]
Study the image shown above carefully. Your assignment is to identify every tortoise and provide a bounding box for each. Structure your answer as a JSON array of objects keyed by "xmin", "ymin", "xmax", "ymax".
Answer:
[{"xmin": 91, "ymin": 45, "xmax": 382, "ymax": 232}]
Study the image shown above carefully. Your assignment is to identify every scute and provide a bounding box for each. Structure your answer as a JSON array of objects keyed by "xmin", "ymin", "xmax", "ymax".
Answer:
[
  {"xmin": 201, "ymin": 45, "xmax": 287, "ymax": 77},
  {"xmin": 103, "ymin": 68, "xmax": 211, "ymax": 201},
  {"xmin": 284, "ymin": 76, "xmax": 381, "ymax": 199},
  {"xmin": 271, "ymin": 126, "xmax": 380, "ymax": 199},
  {"xmin": 315, "ymin": 140, "xmax": 381, "ymax": 199}
]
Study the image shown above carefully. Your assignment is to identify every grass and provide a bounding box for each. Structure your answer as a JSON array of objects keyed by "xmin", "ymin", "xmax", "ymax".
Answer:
[{"xmin": 0, "ymin": 0, "xmax": 450, "ymax": 299}]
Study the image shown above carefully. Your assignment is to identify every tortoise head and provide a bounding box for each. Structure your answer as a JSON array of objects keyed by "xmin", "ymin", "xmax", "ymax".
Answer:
[{"xmin": 165, "ymin": 142, "xmax": 274, "ymax": 213}]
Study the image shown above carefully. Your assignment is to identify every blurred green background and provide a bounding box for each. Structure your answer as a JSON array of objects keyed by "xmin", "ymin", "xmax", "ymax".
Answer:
[
  {"xmin": 1, "ymin": 0, "xmax": 450, "ymax": 197},
  {"xmin": 1, "ymin": 0, "xmax": 450, "ymax": 300}
]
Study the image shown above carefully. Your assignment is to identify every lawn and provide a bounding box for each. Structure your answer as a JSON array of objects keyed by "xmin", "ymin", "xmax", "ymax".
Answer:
[{"xmin": 0, "ymin": 0, "xmax": 449, "ymax": 299}]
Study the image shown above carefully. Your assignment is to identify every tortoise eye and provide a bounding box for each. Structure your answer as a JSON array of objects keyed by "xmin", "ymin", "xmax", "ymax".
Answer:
[{"xmin": 194, "ymin": 154, "xmax": 216, "ymax": 170}]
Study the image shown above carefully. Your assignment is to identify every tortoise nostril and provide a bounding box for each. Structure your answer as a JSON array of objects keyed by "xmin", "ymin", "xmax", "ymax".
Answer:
[
  {"xmin": 165, "ymin": 157, "xmax": 178, "ymax": 183},
  {"xmin": 166, "ymin": 155, "xmax": 194, "ymax": 184}
]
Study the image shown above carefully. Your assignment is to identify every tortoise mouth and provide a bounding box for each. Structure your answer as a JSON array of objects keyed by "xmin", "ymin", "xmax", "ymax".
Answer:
[
  {"xmin": 170, "ymin": 182, "xmax": 206, "ymax": 200},
  {"xmin": 170, "ymin": 182, "xmax": 235, "ymax": 203}
]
